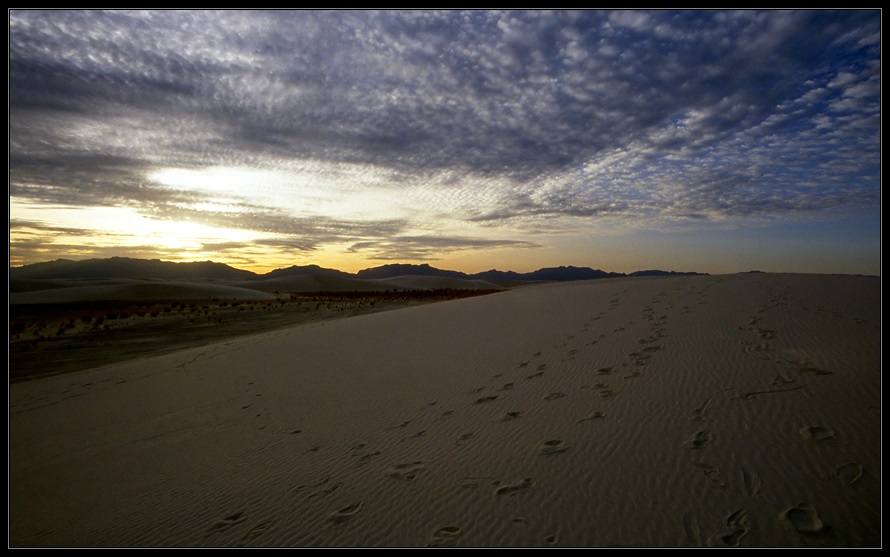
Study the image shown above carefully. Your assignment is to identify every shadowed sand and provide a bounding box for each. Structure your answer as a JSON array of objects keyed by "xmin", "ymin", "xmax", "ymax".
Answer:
[
  {"xmin": 9, "ymin": 273, "xmax": 880, "ymax": 547},
  {"xmin": 9, "ymin": 290, "xmax": 497, "ymax": 382}
]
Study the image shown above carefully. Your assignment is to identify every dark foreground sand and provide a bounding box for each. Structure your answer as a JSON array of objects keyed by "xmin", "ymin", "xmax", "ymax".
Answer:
[
  {"xmin": 10, "ymin": 290, "xmax": 495, "ymax": 381},
  {"xmin": 8, "ymin": 273, "xmax": 881, "ymax": 547}
]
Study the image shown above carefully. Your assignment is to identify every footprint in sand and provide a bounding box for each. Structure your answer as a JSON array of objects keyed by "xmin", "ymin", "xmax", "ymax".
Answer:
[
  {"xmin": 237, "ymin": 521, "xmax": 273, "ymax": 546},
  {"xmin": 207, "ymin": 511, "xmax": 246, "ymax": 533},
  {"xmin": 771, "ymin": 372, "xmax": 795, "ymax": 387},
  {"xmin": 475, "ymin": 395, "xmax": 499, "ymax": 404},
  {"xmin": 536, "ymin": 439, "xmax": 571, "ymax": 456},
  {"xmin": 428, "ymin": 526, "xmax": 462, "ymax": 547},
  {"xmin": 741, "ymin": 467, "xmax": 762, "ymax": 497},
  {"xmin": 389, "ymin": 461, "xmax": 425, "ymax": 481},
  {"xmin": 691, "ymin": 460, "xmax": 726, "ymax": 487},
  {"xmin": 353, "ymin": 449, "xmax": 380, "ymax": 468},
  {"xmin": 576, "ymin": 412, "xmax": 605, "ymax": 424},
  {"xmin": 595, "ymin": 367, "xmax": 614, "ymax": 375},
  {"xmin": 799, "ymin": 426, "xmax": 835, "ymax": 442},
  {"xmin": 688, "ymin": 398, "xmax": 712, "ymax": 422},
  {"xmin": 683, "ymin": 430, "xmax": 712, "ymax": 450},
  {"xmin": 495, "ymin": 477, "xmax": 535, "ymax": 496},
  {"xmin": 456, "ymin": 432, "xmax": 475, "ymax": 446},
  {"xmin": 780, "ymin": 502, "xmax": 826, "ymax": 534},
  {"xmin": 827, "ymin": 462, "xmax": 864, "ymax": 484},
  {"xmin": 501, "ymin": 383, "xmax": 514, "ymax": 391},
  {"xmin": 628, "ymin": 353, "xmax": 651, "ymax": 367},
  {"xmin": 499, "ymin": 411, "xmax": 523, "ymax": 422},
  {"xmin": 328, "ymin": 502, "xmax": 362, "ymax": 524},
  {"xmin": 526, "ymin": 371, "xmax": 545, "ymax": 379},
  {"xmin": 544, "ymin": 392, "xmax": 566, "ymax": 401},
  {"xmin": 707, "ymin": 508, "xmax": 749, "ymax": 547},
  {"xmin": 597, "ymin": 389, "xmax": 615, "ymax": 398}
]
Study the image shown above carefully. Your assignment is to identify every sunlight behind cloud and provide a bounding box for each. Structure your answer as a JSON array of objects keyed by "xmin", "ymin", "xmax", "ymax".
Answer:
[
  {"xmin": 148, "ymin": 162, "xmax": 412, "ymax": 221},
  {"xmin": 9, "ymin": 199, "xmax": 259, "ymax": 262}
]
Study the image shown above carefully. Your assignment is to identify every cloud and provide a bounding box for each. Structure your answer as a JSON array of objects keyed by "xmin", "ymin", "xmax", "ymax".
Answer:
[
  {"xmin": 140, "ymin": 200, "xmax": 411, "ymax": 251},
  {"xmin": 10, "ymin": 219, "xmax": 104, "ymax": 237},
  {"xmin": 8, "ymin": 10, "xmax": 881, "ymax": 265},
  {"xmin": 346, "ymin": 235, "xmax": 541, "ymax": 261}
]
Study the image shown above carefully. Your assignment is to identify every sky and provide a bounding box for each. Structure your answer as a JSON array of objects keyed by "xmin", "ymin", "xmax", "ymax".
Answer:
[{"xmin": 8, "ymin": 10, "xmax": 882, "ymax": 275}]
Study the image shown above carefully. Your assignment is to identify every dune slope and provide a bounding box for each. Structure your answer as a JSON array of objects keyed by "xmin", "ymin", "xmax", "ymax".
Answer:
[{"xmin": 8, "ymin": 273, "xmax": 880, "ymax": 547}]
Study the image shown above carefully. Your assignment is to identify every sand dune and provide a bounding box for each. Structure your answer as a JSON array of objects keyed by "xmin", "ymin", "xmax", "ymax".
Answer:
[
  {"xmin": 10, "ymin": 274, "xmax": 504, "ymax": 304},
  {"xmin": 230, "ymin": 274, "xmax": 501, "ymax": 294},
  {"xmin": 8, "ymin": 273, "xmax": 880, "ymax": 547},
  {"xmin": 9, "ymin": 279, "xmax": 278, "ymax": 304},
  {"xmin": 381, "ymin": 275, "xmax": 502, "ymax": 291}
]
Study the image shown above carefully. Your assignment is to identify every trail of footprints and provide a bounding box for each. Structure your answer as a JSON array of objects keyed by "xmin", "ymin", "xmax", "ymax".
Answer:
[
  {"xmin": 295, "ymin": 293, "xmax": 637, "ymax": 544},
  {"xmin": 278, "ymin": 318, "xmax": 612, "ymax": 547},
  {"xmin": 227, "ymin": 279, "xmax": 851, "ymax": 546},
  {"xmin": 680, "ymin": 279, "xmax": 855, "ymax": 546},
  {"xmin": 390, "ymin": 288, "xmax": 666, "ymax": 542},
  {"xmin": 380, "ymin": 289, "xmax": 656, "ymax": 542}
]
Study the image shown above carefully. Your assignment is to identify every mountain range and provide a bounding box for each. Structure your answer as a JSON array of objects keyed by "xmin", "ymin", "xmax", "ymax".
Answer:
[{"xmin": 10, "ymin": 257, "xmax": 706, "ymax": 284}]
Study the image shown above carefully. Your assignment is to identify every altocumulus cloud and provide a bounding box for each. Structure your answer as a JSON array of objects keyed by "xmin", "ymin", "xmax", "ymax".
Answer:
[{"xmin": 8, "ymin": 10, "xmax": 881, "ymax": 264}]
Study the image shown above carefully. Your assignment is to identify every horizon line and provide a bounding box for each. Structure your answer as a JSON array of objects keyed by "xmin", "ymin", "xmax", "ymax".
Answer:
[{"xmin": 11, "ymin": 254, "xmax": 881, "ymax": 279}]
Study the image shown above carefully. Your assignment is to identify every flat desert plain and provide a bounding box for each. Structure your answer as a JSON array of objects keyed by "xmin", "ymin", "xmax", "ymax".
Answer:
[{"xmin": 8, "ymin": 273, "xmax": 881, "ymax": 547}]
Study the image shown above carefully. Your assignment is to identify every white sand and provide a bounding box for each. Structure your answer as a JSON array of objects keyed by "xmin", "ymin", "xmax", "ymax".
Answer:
[
  {"xmin": 231, "ymin": 274, "xmax": 501, "ymax": 293},
  {"xmin": 9, "ymin": 279, "xmax": 278, "ymax": 304},
  {"xmin": 8, "ymin": 273, "xmax": 881, "ymax": 547},
  {"xmin": 10, "ymin": 275, "xmax": 502, "ymax": 304}
]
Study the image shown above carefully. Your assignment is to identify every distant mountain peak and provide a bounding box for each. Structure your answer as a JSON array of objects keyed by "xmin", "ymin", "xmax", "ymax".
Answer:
[
  {"xmin": 356, "ymin": 263, "xmax": 468, "ymax": 280},
  {"xmin": 11, "ymin": 257, "xmax": 707, "ymax": 283}
]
